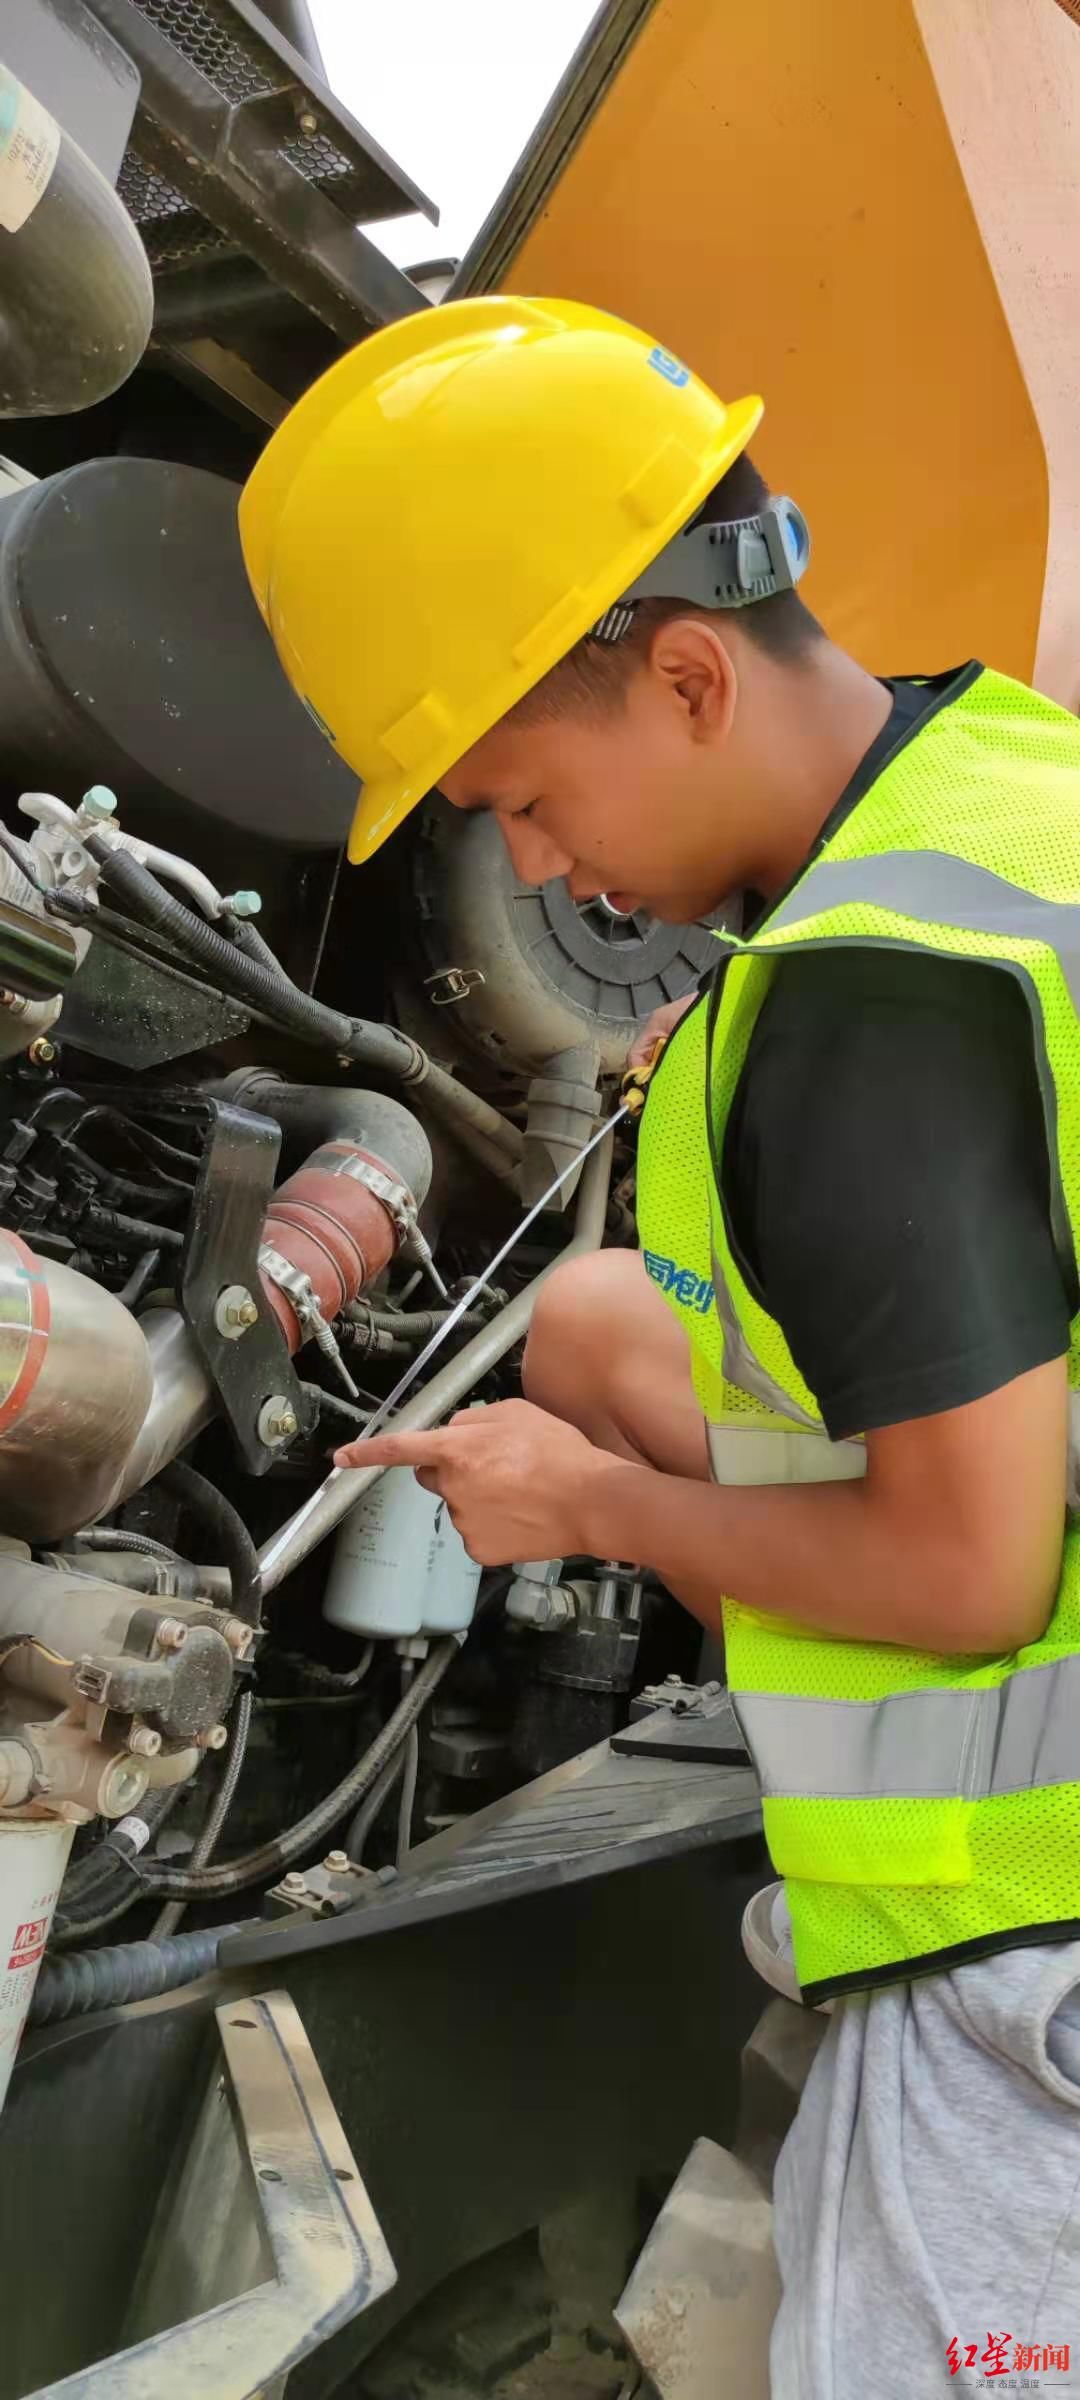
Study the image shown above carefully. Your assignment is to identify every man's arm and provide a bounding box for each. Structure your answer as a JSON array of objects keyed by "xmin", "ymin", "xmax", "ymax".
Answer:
[
  {"xmin": 579, "ymin": 1357, "xmax": 1068, "ymax": 1654},
  {"xmin": 344, "ymin": 1353, "xmax": 1067, "ymax": 1657}
]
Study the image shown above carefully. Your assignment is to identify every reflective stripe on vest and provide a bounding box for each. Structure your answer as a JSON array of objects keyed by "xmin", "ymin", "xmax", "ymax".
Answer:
[
  {"xmin": 736, "ymin": 1653, "xmax": 1080, "ymax": 1801},
  {"xmin": 634, "ymin": 663, "xmax": 1080, "ymax": 1995},
  {"xmin": 764, "ymin": 850, "xmax": 1080, "ymax": 1011},
  {"xmin": 706, "ymin": 1421, "xmax": 865, "ymax": 1486}
]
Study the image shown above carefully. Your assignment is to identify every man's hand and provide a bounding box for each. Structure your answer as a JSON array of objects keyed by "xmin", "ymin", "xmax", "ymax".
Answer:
[
  {"xmin": 626, "ymin": 993, "xmax": 696, "ymax": 1069},
  {"xmin": 334, "ymin": 1400, "xmax": 611, "ymax": 1566}
]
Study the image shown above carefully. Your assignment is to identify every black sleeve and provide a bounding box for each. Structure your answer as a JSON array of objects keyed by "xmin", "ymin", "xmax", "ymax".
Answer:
[{"xmin": 721, "ymin": 947, "xmax": 1072, "ymax": 1440}]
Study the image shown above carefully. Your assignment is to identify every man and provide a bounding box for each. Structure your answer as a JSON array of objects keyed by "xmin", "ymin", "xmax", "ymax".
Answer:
[{"xmin": 241, "ymin": 297, "xmax": 1080, "ymax": 2393}]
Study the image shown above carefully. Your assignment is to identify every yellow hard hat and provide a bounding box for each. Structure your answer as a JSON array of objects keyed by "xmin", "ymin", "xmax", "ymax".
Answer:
[{"xmin": 239, "ymin": 296, "xmax": 763, "ymax": 863}]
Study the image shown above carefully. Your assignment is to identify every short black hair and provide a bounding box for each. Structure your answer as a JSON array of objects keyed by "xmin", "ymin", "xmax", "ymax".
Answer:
[{"xmin": 513, "ymin": 452, "xmax": 823, "ymax": 724}]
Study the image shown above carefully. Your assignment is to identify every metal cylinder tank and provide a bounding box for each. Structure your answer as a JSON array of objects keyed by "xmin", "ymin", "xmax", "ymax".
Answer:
[{"xmin": 0, "ymin": 1231, "xmax": 152, "ymax": 1539}]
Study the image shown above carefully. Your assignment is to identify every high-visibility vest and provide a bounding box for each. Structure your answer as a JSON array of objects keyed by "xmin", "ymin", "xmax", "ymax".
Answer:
[{"xmin": 635, "ymin": 663, "xmax": 1080, "ymax": 2004}]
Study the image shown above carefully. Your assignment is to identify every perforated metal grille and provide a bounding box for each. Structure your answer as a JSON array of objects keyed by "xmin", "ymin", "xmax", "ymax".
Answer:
[
  {"xmin": 117, "ymin": 154, "xmax": 232, "ymax": 267},
  {"xmin": 130, "ymin": 0, "xmax": 275, "ymax": 103},
  {"xmin": 282, "ymin": 128, "xmax": 357, "ymax": 191}
]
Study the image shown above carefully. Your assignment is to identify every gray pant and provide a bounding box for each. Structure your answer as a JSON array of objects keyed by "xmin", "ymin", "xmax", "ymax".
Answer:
[{"xmin": 772, "ymin": 1939, "xmax": 1080, "ymax": 2397}]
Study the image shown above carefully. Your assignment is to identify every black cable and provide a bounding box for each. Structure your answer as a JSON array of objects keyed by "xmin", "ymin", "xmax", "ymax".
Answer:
[
  {"xmin": 154, "ymin": 1460, "xmax": 262, "ymax": 1631},
  {"xmin": 264, "ymin": 1640, "xmax": 374, "ymax": 1692},
  {"xmin": 346, "ymin": 1745, "xmax": 406, "ymax": 1862},
  {"xmin": 85, "ymin": 840, "xmax": 524, "ymax": 1177},
  {"xmin": 50, "ymin": 1790, "xmax": 181, "ymax": 1948},
  {"xmin": 151, "ymin": 1688, "xmax": 254, "ymax": 1940},
  {"xmin": 83, "ymin": 1205, "xmax": 184, "ymax": 1253},
  {"xmin": 136, "ymin": 1636, "xmax": 457, "ymax": 1901},
  {"xmin": 88, "ymin": 836, "xmax": 411, "ymax": 1070}
]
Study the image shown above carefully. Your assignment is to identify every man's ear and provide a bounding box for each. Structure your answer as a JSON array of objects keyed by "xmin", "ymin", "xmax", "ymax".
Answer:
[{"xmin": 647, "ymin": 615, "xmax": 737, "ymax": 743}]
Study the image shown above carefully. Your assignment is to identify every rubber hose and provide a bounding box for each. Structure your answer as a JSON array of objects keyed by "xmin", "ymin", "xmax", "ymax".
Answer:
[
  {"xmin": 396, "ymin": 1724, "xmax": 420, "ymax": 1867},
  {"xmin": 89, "ymin": 838, "xmax": 411, "ymax": 1069},
  {"xmin": 137, "ymin": 1635, "xmax": 457, "ymax": 1900},
  {"xmin": 155, "ymin": 1459, "xmax": 262, "ymax": 1630},
  {"xmin": 346, "ymin": 1744, "xmax": 406, "ymax": 1862},
  {"xmin": 88, "ymin": 842, "xmax": 524, "ymax": 1173},
  {"xmin": 28, "ymin": 1922, "xmax": 249, "ymax": 2025},
  {"xmin": 214, "ymin": 1071, "xmax": 434, "ymax": 1210},
  {"xmin": 72, "ymin": 1527, "xmax": 186, "ymax": 1565},
  {"xmin": 151, "ymin": 1687, "xmax": 253, "ymax": 1940},
  {"xmin": 50, "ymin": 1789, "xmax": 180, "ymax": 1947},
  {"xmin": 351, "ymin": 1304, "xmax": 488, "ymax": 1343}
]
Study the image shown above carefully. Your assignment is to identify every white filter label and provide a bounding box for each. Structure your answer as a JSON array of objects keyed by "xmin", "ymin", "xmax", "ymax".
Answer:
[{"xmin": 0, "ymin": 69, "xmax": 60, "ymax": 235}]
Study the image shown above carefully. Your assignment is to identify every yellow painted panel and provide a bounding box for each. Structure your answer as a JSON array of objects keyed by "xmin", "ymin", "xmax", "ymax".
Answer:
[{"xmin": 503, "ymin": 0, "xmax": 1048, "ymax": 682}]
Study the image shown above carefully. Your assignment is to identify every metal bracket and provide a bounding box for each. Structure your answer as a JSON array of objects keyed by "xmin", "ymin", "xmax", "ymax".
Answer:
[
  {"xmin": 612, "ymin": 1680, "xmax": 751, "ymax": 1766},
  {"xmin": 179, "ymin": 1101, "xmax": 316, "ymax": 1475}
]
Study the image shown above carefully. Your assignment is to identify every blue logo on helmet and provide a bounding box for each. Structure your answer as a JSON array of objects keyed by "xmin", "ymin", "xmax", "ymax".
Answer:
[{"xmin": 647, "ymin": 346, "xmax": 690, "ymax": 389}]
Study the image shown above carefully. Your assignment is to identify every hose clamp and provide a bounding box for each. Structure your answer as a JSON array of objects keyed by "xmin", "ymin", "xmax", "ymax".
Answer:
[
  {"xmin": 258, "ymin": 1244, "xmax": 359, "ymax": 1399},
  {"xmin": 324, "ymin": 1154, "xmax": 417, "ymax": 1249}
]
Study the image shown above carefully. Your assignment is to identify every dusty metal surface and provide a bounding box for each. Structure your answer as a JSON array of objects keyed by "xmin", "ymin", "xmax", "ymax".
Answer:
[
  {"xmin": 22, "ymin": 1988, "xmax": 394, "ymax": 2398},
  {"xmin": 616, "ymin": 2138, "xmax": 778, "ymax": 2400},
  {"xmin": 220, "ymin": 1742, "xmax": 762, "ymax": 1972},
  {"xmin": 2, "ymin": 1838, "xmax": 768, "ymax": 2398}
]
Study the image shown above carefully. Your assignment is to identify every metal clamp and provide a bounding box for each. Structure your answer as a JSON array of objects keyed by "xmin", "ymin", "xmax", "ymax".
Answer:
[
  {"xmin": 258, "ymin": 1244, "xmax": 359, "ymax": 1399},
  {"xmin": 325, "ymin": 1154, "xmax": 416, "ymax": 1248},
  {"xmin": 423, "ymin": 965, "xmax": 486, "ymax": 1007}
]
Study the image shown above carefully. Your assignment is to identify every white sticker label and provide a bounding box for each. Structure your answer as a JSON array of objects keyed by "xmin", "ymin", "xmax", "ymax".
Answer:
[
  {"xmin": 115, "ymin": 1814, "xmax": 151, "ymax": 1855},
  {"xmin": 0, "ymin": 69, "xmax": 60, "ymax": 236}
]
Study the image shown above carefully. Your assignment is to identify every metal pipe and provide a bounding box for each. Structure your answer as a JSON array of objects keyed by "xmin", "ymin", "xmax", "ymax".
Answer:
[
  {"xmin": 111, "ymin": 1307, "xmax": 216, "ymax": 1507},
  {"xmin": 257, "ymin": 1131, "xmax": 614, "ymax": 1594}
]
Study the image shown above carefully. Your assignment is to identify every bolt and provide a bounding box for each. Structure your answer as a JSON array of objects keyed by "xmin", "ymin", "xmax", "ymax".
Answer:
[
  {"xmin": 324, "ymin": 1849, "xmax": 349, "ymax": 1873},
  {"xmin": 297, "ymin": 108, "xmax": 318, "ymax": 133},
  {"xmin": 225, "ymin": 888, "xmax": 262, "ymax": 919},
  {"xmin": 128, "ymin": 1724, "xmax": 162, "ymax": 1758},
  {"xmin": 222, "ymin": 1617, "xmax": 255, "ymax": 1660},
  {"xmin": 215, "ymin": 1283, "xmax": 259, "ymax": 1339},
  {"xmin": 281, "ymin": 1871, "xmax": 308, "ymax": 1895},
  {"xmin": 28, "ymin": 1037, "xmax": 56, "ymax": 1066},
  {"xmin": 79, "ymin": 783, "xmax": 117, "ymax": 823},
  {"xmin": 258, "ymin": 1395, "xmax": 298, "ymax": 1446},
  {"xmin": 155, "ymin": 1617, "xmax": 188, "ymax": 1653},
  {"xmin": 103, "ymin": 1758, "xmax": 148, "ymax": 1815},
  {"xmin": 198, "ymin": 1723, "xmax": 228, "ymax": 1751},
  {"xmin": 0, "ymin": 990, "xmax": 28, "ymax": 1015}
]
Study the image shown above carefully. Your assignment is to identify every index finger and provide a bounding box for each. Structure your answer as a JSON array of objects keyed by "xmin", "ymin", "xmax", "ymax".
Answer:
[{"xmin": 333, "ymin": 1428, "xmax": 457, "ymax": 1472}]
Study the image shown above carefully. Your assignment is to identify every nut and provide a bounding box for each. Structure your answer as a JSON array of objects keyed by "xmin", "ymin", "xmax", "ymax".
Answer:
[
  {"xmin": 215, "ymin": 1283, "xmax": 259, "ymax": 1340},
  {"xmin": 281, "ymin": 1871, "xmax": 308, "ymax": 1895},
  {"xmin": 155, "ymin": 1617, "xmax": 188, "ymax": 1653},
  {"xmin": 258, "ymin": 1394, "xmax": 298, "ymax": 1446},
  {"xmin": 28, "ymin": 1037, "xmax": 56, "ymax": 1066},
  {"xmin": 128, "ymin": 1724, "xmax": 162, "ymax": 1759},
  {"xmin": 324, "ymin": 1849, "xmax": 350, "ymax": 1873},
  {"xmin": 297, "ymin": 108, "xmax": 318, "ymax": 133}
]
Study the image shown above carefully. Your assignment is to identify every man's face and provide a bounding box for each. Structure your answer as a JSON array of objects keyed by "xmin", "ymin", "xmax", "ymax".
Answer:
[{"xmin": 439, "ymin": 638, "xmax": 741, "ymax": 924}]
